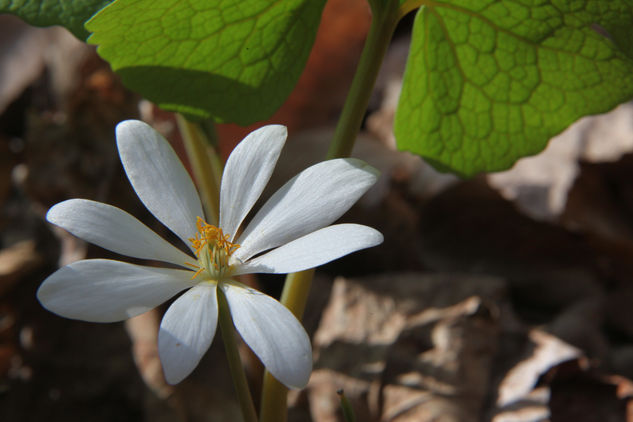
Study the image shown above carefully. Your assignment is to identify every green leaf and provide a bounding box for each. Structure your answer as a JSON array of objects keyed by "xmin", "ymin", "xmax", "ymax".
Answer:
[
  {"xmin": 394, "ymin": 1, "xmax": 633, "ymax": 176},
  {"xmin": 0, "ymin": 0, "xmax": 112, "ymax": 40},
  {"xmin": 86, "ymin": 0, "xmax": 326, "ymax": 124}
]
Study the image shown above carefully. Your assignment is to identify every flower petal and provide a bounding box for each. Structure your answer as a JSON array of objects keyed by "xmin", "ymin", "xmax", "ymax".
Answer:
[
  {"xmin": 235, "ymin": 158, "xmax": 378, "ymax": 261},
  {"xmin": 116, "ymin": 120, "xmax": 204, "ymax": 251},
  {"xmin": 47, "ymin": 199, "xmax": 193, "ymax": 266},
  {"xmin": 37, "ymin": 259, "xmax": 196, "ymax": 322},
  {"xmin": 233, "ymin": 224, "xmax": 383, "ymax": 275},
  {"xmin": 158, "ymin": 283, "xmax": 218, "ymax": 384},
  {"xmin": 219, "ymin": 125, "xmax": 287, "ymax": 241},
  {"xmin": 222, "ymin": 283, "xmax": 312, "ymax": 388}
]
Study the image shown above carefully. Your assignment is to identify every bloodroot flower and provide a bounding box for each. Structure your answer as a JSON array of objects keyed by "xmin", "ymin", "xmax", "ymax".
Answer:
[{"xmin": 37, "ymin": 120, "xmax": 383, "ymax": 388}]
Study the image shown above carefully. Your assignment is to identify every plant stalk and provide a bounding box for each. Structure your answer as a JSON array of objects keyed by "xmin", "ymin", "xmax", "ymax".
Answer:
[
  {"xmin": 177, "ymin": 115, "xmax": 222, "ymax": 225},
  {"xmin": 326, "ymin": 0, "xmax": 400, "ymax": 160},
  {"xmin": 218, "ymin": 287, "xmax": 258, "ymax": 422}
]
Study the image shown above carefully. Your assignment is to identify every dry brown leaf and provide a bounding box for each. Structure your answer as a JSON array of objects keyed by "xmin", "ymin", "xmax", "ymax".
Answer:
[
  {"xmin": 307, "ymin": 273, "xmax": 506, "ymax": 422},
  {"xmin": 494, "ymin": 330, "xmax": 582, "ymax": 410},
  {"xmin": 0, "ymin": 15, "xmax": 91, "ymax": 114},
  {"xmin": 125, "ymin": 310, "xmax": 173, "ymax": 400},
  {"xmin": 0, "ymin": 240, "xmax": 41, "ymax": 296},
  {"xmin": 488, "ymin": 102, "xmax": 633, "ymax": 221}
]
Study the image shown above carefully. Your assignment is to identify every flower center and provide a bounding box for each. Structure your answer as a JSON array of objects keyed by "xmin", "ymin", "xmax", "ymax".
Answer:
[{"xmin": 186, "ymin": 217, "xmax": 240, "ymax": 281}]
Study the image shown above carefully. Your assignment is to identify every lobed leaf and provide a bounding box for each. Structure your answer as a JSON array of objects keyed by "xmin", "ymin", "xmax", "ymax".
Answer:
[
  {"xmin": 86, "ymin": 0, "xmax": 326, "ymax": 123},
  {"xmin": 394, "ymin": 1, "xmax": 633, "ymax": 176}
]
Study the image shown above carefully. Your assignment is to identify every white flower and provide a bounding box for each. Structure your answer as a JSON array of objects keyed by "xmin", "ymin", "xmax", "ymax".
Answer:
[{"xmin": 37, "ymin": 120, "xmax": 383, "ymax": 388}]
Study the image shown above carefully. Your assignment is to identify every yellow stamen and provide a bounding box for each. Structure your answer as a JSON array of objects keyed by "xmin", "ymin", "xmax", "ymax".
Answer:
[
  {"xmin": 184, "ymin": 262, "xmax": 205, "ymax": 280},
  {"xmin": 188, "ymin": 217, "xmax": 240, "ymax": 280}
]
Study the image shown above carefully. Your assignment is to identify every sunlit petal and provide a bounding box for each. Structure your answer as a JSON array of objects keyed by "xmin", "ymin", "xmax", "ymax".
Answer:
[
  {"xmin": 37, "ymin": 259, "xmax": 196, "ymax": 322},
  {"xmin": 219, "ymin": 125, "xmax": 286, "ymax": 241},
  {"xmin": 223, "ymin": 283, "xmax": 311, "ymax": 388},
  {"xmin": 47, "ymin": 199, "xmax": 192, "ymax": 266},
  {"xmin": 235, "ymin": 158, "xmax": 378, "ymax": 261},
  {"xmin": 158, "ymin": 284, "xmax": 218, "ymax": 384},
  {"xmin": 234, "ymin": 224, "xmax": 383, "ymax": 275},
  {"xmin": 116, "ymin": 120, "xmax": 204, "ymax": 251}
]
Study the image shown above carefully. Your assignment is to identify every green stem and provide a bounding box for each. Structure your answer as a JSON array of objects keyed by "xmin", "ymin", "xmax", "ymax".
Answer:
[
  {"xmin": 258, "ymin": 372, "xmax": 288, "ymax": 422},
  {"xmin": 398, "ymin": 0, "xmax": 424, "ymax": 19},
  {"xmin": 218, "ymin": 287, "xmax": 258, "ymax": 422},
  {"xmin": 326, "ymin": 0, "xmax": 400, "ymax": 160},
  {"xmin": 177, "ymin": 115, "xmax": 223, "ymax": 225},
  {"xmin": 338, "ymin": 389, "xmax": 356, "ymax": 422},
  {"xmin": 259, "ymin": 3, "xmax": 401, "ymax": 422}
]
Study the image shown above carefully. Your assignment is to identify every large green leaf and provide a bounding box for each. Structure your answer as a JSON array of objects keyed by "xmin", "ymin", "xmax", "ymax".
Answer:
[
  {"xmin": 86, "ymin": 0, "xmax": 326, "ymax": 123},
  {"xmin": 0, "ymin": 0, "xmax": 112, "ymax": 40},
  {"xmin": 394, "ymin": 1, "xmax": 633, "ymax": 176}
]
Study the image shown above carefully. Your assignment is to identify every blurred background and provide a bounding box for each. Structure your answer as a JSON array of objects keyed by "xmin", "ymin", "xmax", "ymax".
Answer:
[{"xmin": 2, "ymin": 0, "xmax": 633, "ymax": 420}]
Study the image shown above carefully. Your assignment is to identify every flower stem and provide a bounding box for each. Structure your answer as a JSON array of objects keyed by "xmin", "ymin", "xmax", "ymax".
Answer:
[
  {"xmin": 326, "ymin": 0, "xmax": 400, "ymax": 160},
  {"xmin": 217, "ymin": 287, "xmax": 258, "ymax": 422},
  {"xmin": 258, "ymin": 3, "xmax": 401, "ymax": 421},
  {"xmin": 338, "ymin": 389, "xmax": 356, "ymax": 422},
  {"xmin": 177, "ymin": 115, "xmax": 223, "ymax": 225}
]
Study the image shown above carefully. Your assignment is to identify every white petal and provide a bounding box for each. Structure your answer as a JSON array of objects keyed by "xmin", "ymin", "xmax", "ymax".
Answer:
[
  {"xmin": 235, "ymin": 158, "xmax": 378, "ymax": 261},
  {"xmin": 223, "ymin": 283, "xmax": 311, "ymax": 388},
  {"xmin": 158, "ymin": 283, "xmax": 218, "ymax": 384},
  {"xmin": 234, "ymin": 224, "xmax": 383, "ymax": 275},
  {"xmin": 219, "ymin": 125, "xmax": 287, "ymax": 241},
  {"xmin": 37, "ymin": 259, "xmax": 196, "ymax": 322},
  {"xmin": 47, "ymin": 199, "xmax": 193, "ymax": 266},
  {"xmin": 116, "ymin": 120, "xmax": 204, "ymax": 252}
]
